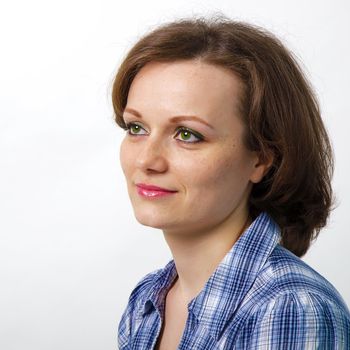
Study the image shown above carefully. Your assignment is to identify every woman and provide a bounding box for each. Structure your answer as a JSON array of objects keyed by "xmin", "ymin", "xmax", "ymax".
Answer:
[{"xmin": 112, "ymin": 15, "xmax": 350, "ymax": 349}]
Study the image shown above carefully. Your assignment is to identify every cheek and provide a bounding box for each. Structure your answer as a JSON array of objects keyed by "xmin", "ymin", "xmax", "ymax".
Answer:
[
  {"xmin": 186, "ymin": 149, "xmax": 251, "ymax": 192},
  {"xmin": 175, "ymin": 151, "xmax": 248, "ymax": 221}
]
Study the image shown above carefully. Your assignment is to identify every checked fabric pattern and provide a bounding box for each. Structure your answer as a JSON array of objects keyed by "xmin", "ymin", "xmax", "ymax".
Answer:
[{"xmin": 118, "ymin": 212, "xmax": 350, "ymax": 349}]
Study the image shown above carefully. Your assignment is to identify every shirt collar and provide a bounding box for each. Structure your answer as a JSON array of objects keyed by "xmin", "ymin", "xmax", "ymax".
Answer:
[
  {"xmin": 139, "ymin": 259, "xmax": 177, "ymax": 317},
  {"xmin": 140, "ymin": 211, "xmax": 281, "ymax": 340}
]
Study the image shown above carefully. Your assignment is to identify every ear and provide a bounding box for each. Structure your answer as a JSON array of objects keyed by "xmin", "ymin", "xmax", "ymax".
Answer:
[{"xmin": 249, "ymin": 149, "xmax": 274, "ymax": 184}]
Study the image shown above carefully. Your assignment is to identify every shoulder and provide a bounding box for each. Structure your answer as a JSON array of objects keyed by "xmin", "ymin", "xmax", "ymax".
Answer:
[
  {"xmin": 234, "ymin": 245, "xmax": 350, "ymax": 348},
  {"xmin": 235, "ymin": 289, "xmax": 350, "ymax": 348},
  {"xmin": 118, "ymin": 267, "xmax": 162, "ymax": 349},
  {"xmin": 268, "ymin": 244, "xmax": 348, "ymax": 307},
  {"xmin": 235, "ymin": 290, "xmax": 350, "ymax": 348},
  {"xmin": 245, "ymin": 244, "xmax": 349, "ymax": 309}
]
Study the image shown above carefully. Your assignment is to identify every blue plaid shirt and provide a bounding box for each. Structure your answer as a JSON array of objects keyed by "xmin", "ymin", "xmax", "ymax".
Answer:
[{"xmin": 118, "ymin": 212, "xmax": 350, "ymax": 349}]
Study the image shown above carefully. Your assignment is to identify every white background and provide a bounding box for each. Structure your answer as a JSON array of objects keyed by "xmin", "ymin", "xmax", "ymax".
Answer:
[{"xmin": 0, "ymin": 1, "xmax": 349, "ymax": 349}]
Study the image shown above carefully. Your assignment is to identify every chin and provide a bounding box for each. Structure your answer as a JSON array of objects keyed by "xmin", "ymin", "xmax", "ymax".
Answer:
[{"xmin": 133, "ymin": 209, "xmax": 168, "ymax": 229}]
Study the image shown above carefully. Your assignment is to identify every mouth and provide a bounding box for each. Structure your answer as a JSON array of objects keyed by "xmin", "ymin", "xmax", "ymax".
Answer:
[{"xmin": 135, "ymin": 183, "xmax": 178, "ymax": 198}]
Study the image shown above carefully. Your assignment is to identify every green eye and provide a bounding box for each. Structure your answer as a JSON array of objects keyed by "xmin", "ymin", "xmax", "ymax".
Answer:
[
  {"xmin": 131, "ymin": 124, "xmax": 141, "ymax": 133},
  {"xmin": 175, "ymin": 127, "xmax": 203, "ymax": 143},
  {"xmin": 125, "ymin": 123, "xmax": 146, "ymax": 135},
  {"xmin": 179, "ymin": 130, "xmax": 191, "ymax": 140},
  {"xmin": 125, "ymin": 123, "xmax": 204, "ymax": 144}
]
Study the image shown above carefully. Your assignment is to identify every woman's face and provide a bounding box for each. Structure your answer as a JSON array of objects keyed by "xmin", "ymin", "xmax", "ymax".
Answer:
[{"xmin": 119, "ymin": 60, "xmax": 268, "ymax": 236}]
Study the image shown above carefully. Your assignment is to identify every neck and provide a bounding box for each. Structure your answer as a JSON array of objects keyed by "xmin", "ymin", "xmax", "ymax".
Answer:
[{"xmin": 162, "ymin": 205, "xmax": 251, "ymax": 304}]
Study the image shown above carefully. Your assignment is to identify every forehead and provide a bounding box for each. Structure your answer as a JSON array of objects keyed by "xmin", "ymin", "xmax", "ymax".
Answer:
[{"xmin": 126, "ymin": 60, "xmax": 244, "ymax": 124}]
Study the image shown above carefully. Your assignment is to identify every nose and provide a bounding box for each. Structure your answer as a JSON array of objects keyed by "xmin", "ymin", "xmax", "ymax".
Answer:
[{"xmin": 135, "ymin": 135, "xmax": 168, "ymax": 173}]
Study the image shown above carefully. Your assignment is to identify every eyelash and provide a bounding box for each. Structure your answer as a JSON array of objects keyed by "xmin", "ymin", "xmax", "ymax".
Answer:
[{"xmin": 123, "ymin": 122, "xmax": 204, "ymax": 144}]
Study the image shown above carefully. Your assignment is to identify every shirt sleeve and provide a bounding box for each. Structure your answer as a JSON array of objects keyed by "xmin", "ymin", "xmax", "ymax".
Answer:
[{"xmin": 234, "ymin": 291, "xmax": 350, "ymax": 349}]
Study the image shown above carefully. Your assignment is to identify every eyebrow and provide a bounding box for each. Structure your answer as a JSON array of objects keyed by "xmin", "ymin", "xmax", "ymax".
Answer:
[{"xmin": 123, "ymin": 107, "xmax": 214, "ymax": 129}]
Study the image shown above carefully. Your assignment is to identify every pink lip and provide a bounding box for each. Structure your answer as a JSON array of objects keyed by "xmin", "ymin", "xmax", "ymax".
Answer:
[{"xmin": 136, "ymin": 183, "xmax": 177, "ymax": 198}]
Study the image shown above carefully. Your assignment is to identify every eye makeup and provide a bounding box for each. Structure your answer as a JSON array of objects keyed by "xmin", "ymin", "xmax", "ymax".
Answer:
[{"xmin": 124, "ymin": 122, "xmax": 205, "ymax": 144}]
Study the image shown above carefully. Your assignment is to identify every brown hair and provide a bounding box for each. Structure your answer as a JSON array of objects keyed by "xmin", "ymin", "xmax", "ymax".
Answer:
[{"xmin": 111, "ymin": 14, "xmax": 335, "ymax": 257}]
